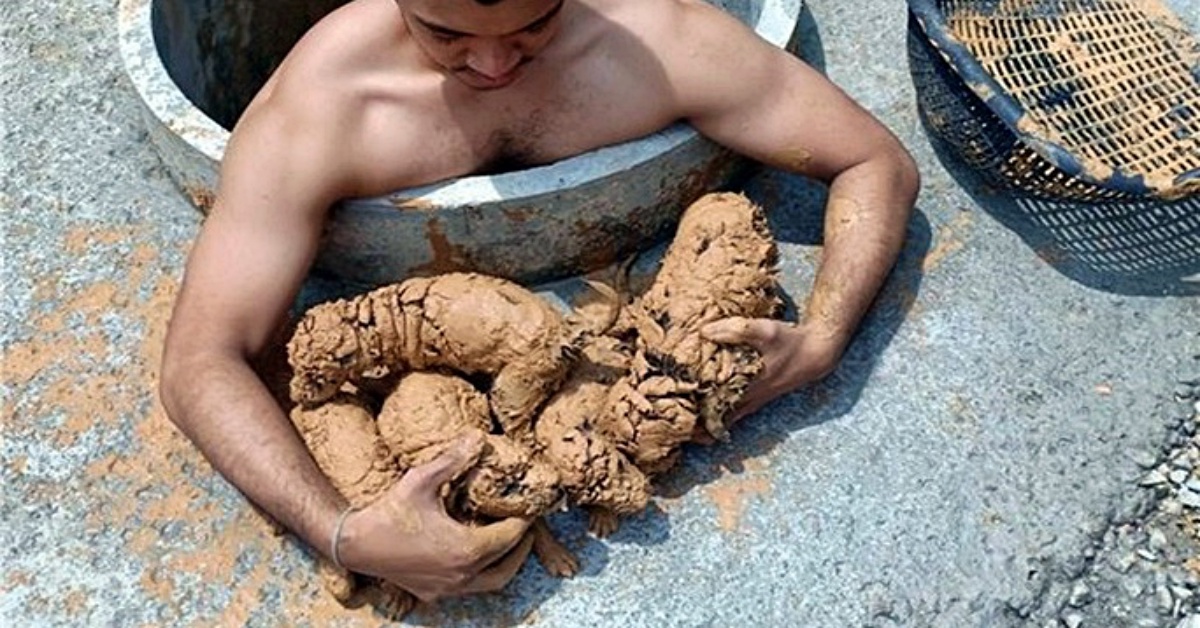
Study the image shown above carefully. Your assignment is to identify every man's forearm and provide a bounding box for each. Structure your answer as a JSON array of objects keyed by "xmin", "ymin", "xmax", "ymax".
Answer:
[
  {"xmin": 805, "ymin": 150, "xmax": 918, "ymax": 351},
  {"xmin": 160, "ymin": 353, "xmax": 347, "ymax": 554}
]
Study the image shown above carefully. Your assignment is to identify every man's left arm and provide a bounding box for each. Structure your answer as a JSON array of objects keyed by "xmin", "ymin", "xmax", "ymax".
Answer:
[{"xmin": 664, "ymin": 2, "xmax": 920, "ymax": 417}]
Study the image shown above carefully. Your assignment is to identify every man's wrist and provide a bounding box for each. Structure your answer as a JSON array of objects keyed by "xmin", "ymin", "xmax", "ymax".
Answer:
[
  {"xmin": 798, "ymin": 318, "xmax": 850, "ymax": 352},
  {"xmin": 331, "ymin": 506, "xmax": 357, "ymax": 570},
  {"xmin": 793, "ymin": 320, "xmax": 849, "ymax": 376},
  {"xmin": 295, "ymin": 492, "xmax": 353, "ymax": 565}
]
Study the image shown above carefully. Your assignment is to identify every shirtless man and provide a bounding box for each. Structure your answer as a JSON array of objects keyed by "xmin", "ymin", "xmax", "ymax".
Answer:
[{"xmin": 159, "ymin": 0, "xmax": 919, "ymax": 603}]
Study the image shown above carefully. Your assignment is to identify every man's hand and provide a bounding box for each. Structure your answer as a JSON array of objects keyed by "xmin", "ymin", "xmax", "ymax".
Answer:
[
  {"xmin": 702, "ymin": 316, "xmax": 844, "ymax": 423},
  {"xmin": 337, "ymin": 436, "xmax": 534, "ymax": 602}
]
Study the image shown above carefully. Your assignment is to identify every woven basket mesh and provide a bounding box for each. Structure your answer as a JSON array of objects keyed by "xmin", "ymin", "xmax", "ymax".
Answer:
[
  {"xmin": 908, "ymin": 2, "xmax": 1200, "ymax": 279},
  {"xmin": 1013, "ymin": 194, "xmax": 1200, "ymax": 276},
  {"xmin": 921, "ymin": 0, "xmax": 1200, "ymax": 201}
]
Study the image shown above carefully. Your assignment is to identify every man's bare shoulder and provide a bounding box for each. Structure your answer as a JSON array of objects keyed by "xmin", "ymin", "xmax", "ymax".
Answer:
[
  {"xmin": 577, "ymin": 0, "xmax": 674, "ymax": 40},
  {"xmin": 582, "ymin": 0, "xmax": 788, "ymax": 112},
  {"xmin": 582, "ymin": 0, "xmax": 772, "ymax": 83},
  {"xmin": 584, "ymin": 0, "xmax": 741, "ymax": 43},
  {"xmin": 229, "ymin": 0, "xmax": 442, "ymax": 195},
  {"xmin": 259, "ymin": 0, "xmax": 412, "ymax": 107}
]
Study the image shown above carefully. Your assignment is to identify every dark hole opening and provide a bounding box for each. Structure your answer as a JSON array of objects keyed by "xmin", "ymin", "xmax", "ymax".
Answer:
[{"xmin": 151, "ymin": 0, "xmax": 350, "ymax": 130}]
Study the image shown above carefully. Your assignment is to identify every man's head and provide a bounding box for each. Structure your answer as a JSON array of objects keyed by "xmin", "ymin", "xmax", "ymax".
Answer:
[{"xmin": 397, "ymin": 0, "xmax": 568, "ymax": 90}]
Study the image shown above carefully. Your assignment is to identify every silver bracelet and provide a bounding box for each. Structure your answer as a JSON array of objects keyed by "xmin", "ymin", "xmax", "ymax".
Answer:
[{"xmin": 330, "ymin": 506, "xmax": 356, "ymax": 570}]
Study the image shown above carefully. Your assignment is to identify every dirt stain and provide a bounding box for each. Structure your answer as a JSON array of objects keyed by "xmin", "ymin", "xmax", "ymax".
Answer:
[
  {"xmin": 1, "ymin": 223, "xmax": 363, "ymax": 623},
  {"xmin": 181, "ymin": 183, "xmax": 216, "ymax": 214},
  {"xmin": 388, "ymin": 196, "xmax": 437, "ymax": 211},
  {"xmin": 922, "ymin": 211, "xmax": 974, "ymax": 273},
  {"xmin": 411, "ymin": 217, "xmax": 471, "ymax": 275},
  {"xmin": 703, "ymin": 456, "xmax": 774, "ymax": 533}
]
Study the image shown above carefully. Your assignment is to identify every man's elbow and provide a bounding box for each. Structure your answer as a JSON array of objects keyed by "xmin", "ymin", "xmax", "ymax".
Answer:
[
  {"xmin": 838, "ymin": 135, "xmax": 922, "ymax": 214},
  {"xmin": 158, "ymin": 343, "xmax": 192, "ymax": 430},
  {"xmin": 158, "ymin": 337, "xmax": 227, "ymax": 432},
  {"xmin": 883, "ymin": 139, "xmax": 921, "ymax": 212}
]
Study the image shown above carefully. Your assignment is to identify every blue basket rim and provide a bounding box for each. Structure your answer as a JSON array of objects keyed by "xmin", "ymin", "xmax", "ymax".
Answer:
[{"xmin": 905, "ymin": 0, "xmax": 1200, "ymax": 198}]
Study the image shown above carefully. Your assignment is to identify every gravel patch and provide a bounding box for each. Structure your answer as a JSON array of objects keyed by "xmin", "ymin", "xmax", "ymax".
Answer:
[{"xmin": 1047, "ymin": 370, "xmax": 1200, "ymax": 628}]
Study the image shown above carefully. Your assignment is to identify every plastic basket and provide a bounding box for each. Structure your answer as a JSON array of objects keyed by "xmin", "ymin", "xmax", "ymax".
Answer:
[{"xmin": 907, "ymin": 0, "xmax": 1200, "ymax": 202}]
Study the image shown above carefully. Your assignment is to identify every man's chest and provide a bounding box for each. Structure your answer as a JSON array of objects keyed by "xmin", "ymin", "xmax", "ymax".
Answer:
[
  {"xmin": 461, "ymin": 81, "xmax": 674, "ymax": 174},
  {"xmin": 357, "ymin": 74, "xmax": 676, "ymax": 191}
]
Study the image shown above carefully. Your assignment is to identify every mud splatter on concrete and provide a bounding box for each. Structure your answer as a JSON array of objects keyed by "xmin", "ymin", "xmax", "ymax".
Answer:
[
  {"xmin": 180, "ymin": 183, "xmax": 216, "ymax": 213},
  {"xmin": 704, "ymin": 456, "xmax": 776, "ymax": 533},
  {"xmin": 2, "ymin": 221, "xmax": 401, "ymax": 624},
  {"xmin": 922, "ymin": 211, "xmax": 974, "ymax": 273}
]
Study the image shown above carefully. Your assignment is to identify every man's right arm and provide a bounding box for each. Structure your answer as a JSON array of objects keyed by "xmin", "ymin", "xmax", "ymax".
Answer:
[
  {"xmin": 158, "ymin": 82, "xmax": 532, "ymax": 600},
  {"xmin": 159, "ymin": 89, "xmax": 354, "ymax": 553}
]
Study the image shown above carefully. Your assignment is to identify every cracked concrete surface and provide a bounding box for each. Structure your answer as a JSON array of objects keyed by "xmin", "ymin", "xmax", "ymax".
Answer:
[{"xmin": 3, "ymin": 0, "xmax": 1199, "ymax": 626}]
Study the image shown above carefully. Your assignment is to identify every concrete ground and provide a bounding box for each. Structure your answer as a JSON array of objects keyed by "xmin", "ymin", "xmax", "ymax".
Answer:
[{"xmin": 3, "ymin": 0, "xmax": 1199, "ymax": 626}]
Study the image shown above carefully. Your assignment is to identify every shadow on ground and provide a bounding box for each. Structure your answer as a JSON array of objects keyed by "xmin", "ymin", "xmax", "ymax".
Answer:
[{"xmin": 923, "ymin": 132, "xmax": 1200, "ymax": 297}]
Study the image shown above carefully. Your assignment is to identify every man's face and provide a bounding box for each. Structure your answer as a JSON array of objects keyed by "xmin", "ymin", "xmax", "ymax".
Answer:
[{"xmin": 398, "ymin": 0, "xmax": 567, "ymax": 90}]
